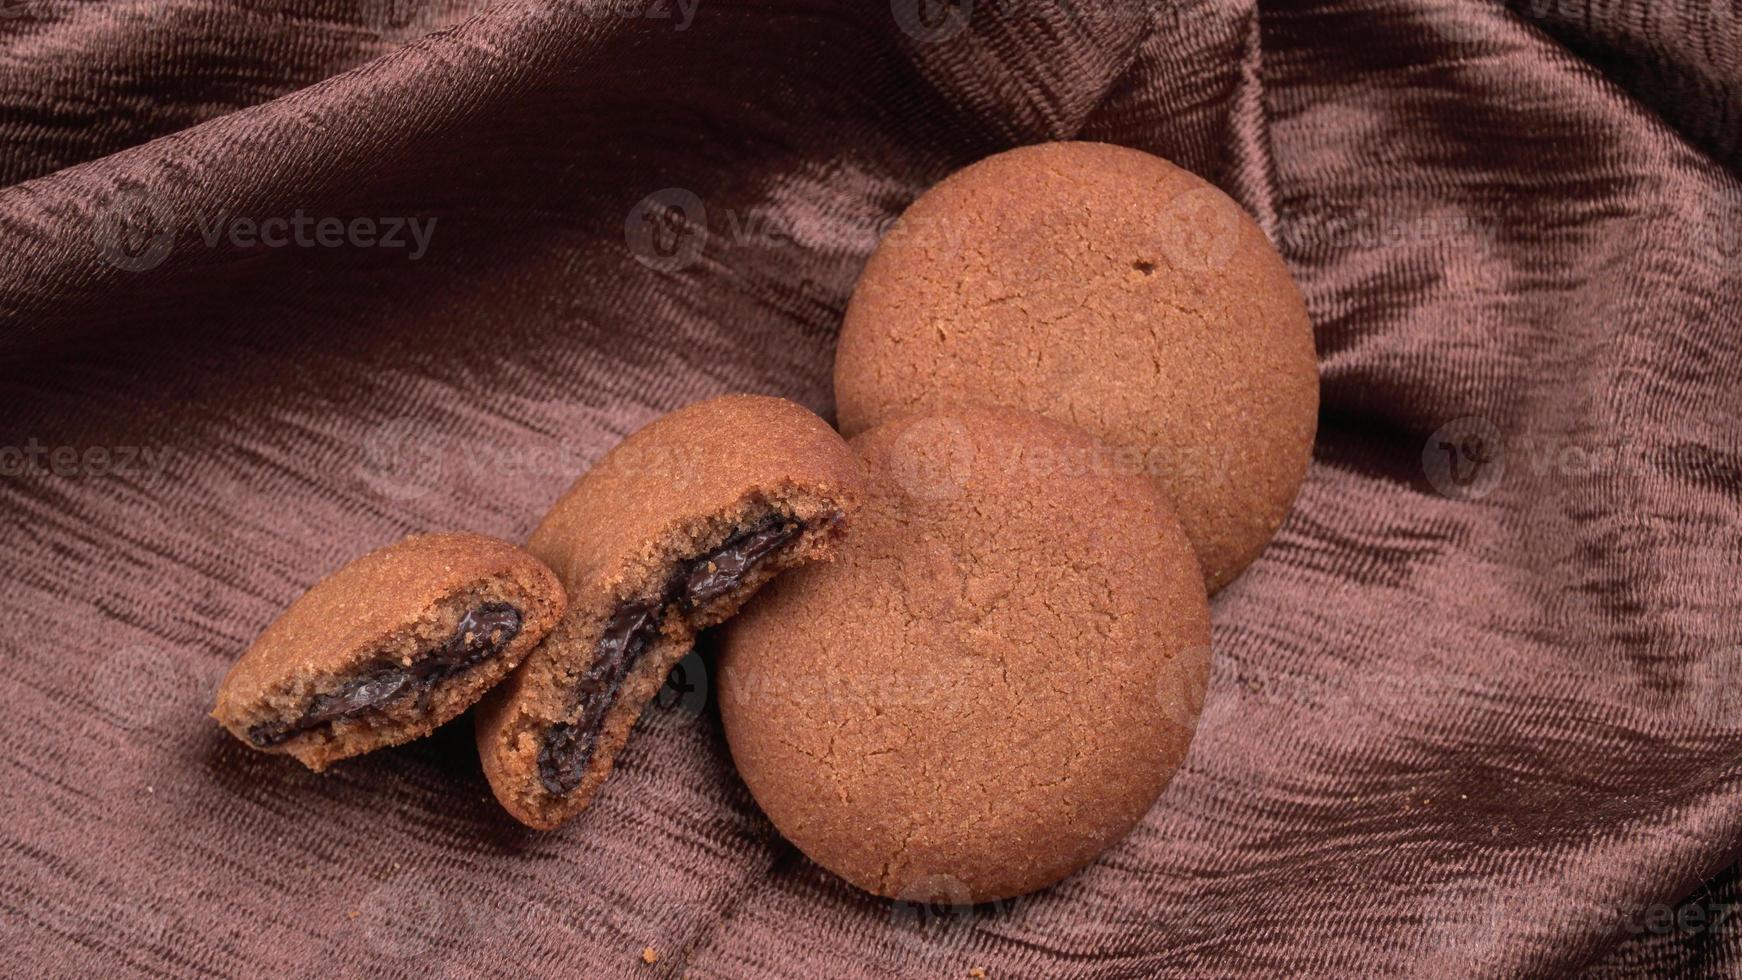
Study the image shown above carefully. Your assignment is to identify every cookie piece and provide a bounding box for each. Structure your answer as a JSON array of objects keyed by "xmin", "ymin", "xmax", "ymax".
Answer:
[
  {"xmin": 213, "ymin": 532, "xmax": 565, "ymax": 771},
  {"xmin": 718, "ymin": 407, "xmax": 1211, "ymax": 902},
  {"xmin": 476, "ymin": 394, "xmax": 865, "ymax": 830},
  {"xmin": 834, "ymin": 140, "xmax": 1319, "ymax": 591}
]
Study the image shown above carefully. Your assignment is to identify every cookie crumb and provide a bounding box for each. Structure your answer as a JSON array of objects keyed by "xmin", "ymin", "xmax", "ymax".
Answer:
[
  {"xmin": 642, "ymin": 946, "xmax": 658, "ymax": 965},
  {"xmin": 969, "ymin": 969, "xmax": 987, "ymax": 979}
]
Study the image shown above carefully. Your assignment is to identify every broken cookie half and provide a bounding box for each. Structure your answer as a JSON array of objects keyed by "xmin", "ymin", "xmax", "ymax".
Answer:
[
  {"xmin": 214, "ymin": 532, "xmax": 566, "ymax": 770},
  {"xmin": 476, "ymin": 394, "xmax": 864, "ymax": 830}
]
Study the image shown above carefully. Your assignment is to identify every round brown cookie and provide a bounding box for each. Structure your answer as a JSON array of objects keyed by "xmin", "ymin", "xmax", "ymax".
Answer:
[
  {"xmin": 833, "ymin": 140, "xmax": 1319, "ymax": 592},
  {"xmin": 476, "ymin": 394, "xmax": 866, "ymax": 830},
  {"xmin": 213, "ymin": 532, "xmax": 565, "ymax": 771},
  {"xmin": 717, "ymin": 407, "xmax": 1211, "ymax": 902}
]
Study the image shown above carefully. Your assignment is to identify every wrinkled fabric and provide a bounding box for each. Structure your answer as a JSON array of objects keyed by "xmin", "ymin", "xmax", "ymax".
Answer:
[{"xmin": 2, "ymin": 0, "xmax": 1740, "ymax": 976}]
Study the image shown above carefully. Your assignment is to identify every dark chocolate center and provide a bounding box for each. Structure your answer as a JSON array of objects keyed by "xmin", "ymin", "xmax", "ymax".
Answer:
[
  {"xmin": 247, "ymin": 602, "xmax": 522, "ymax": 748},
  {"xmin": 536, "ymin": 515, "xmax": 806, "ymax": 795}
]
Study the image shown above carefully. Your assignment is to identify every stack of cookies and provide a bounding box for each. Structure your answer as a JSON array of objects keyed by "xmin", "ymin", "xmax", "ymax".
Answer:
[
  {"xmin": 720, "ymin": 141, "xmax": 1318, "ymax": 903},
  {"xmin": 213, "ymin": 141, "xmax": 1317, "ymax": 908}
]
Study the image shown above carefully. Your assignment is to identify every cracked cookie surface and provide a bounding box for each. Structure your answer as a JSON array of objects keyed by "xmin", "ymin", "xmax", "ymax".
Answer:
[
  {"xmin": 833, "ymin": 140, "xmax": 1319, "ymax": 592},
  {"xmin": 718, "ymin": 406, "xmax": 1211, "ymax": 902}
]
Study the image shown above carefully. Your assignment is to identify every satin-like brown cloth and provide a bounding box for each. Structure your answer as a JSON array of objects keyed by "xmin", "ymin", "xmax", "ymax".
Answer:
[{"xmin": 3, "ymin": 0, "xmax": 1739, "ymax": 976}]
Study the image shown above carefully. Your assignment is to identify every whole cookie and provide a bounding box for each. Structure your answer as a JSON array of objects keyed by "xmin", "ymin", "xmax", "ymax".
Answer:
[
  {"xmin": 718, "ymin": 407, "xmax": 1211, "ymax": 902},
  {"xmin": 476, "ymin": 394, "xmax": 865, "ymax": 830},
  {"xmin": 834, "ymin": 140, "xmax": 1319, "ymax": 591},
  {"xmin": 213, "ymin": 532, "xmax": 565, "ymax": 771}
]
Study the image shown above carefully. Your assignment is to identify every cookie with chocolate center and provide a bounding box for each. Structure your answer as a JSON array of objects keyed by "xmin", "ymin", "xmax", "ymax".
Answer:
[
  {"xmin": 213, "ymin": 532, "xmax": 566, "ymax": 770},
  {"xmin": 475, "ymin": 394, "xmax": 865, "ymax": 830}
]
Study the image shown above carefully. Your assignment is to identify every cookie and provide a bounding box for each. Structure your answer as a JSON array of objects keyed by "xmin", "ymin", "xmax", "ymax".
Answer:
[
  {"xmin": 475, "ymin": 394, "xmax": 865, "ymax": 830},
  {"xmin": 717, "ymin": 407, "xmax": 1212, "ymax": 902},
  {"xmin": 213, "ymin": 532, "xmax": 565, "ymax": 771},
  {"xmin": 833, "ymin": 140, "xmax": 1319, "ymax": 592}
]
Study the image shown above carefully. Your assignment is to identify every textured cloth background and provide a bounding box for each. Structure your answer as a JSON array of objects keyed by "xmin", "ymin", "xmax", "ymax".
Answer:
[{"xmin": 3, "ymin": 0, "xmax": 1740, "ymax": 977}]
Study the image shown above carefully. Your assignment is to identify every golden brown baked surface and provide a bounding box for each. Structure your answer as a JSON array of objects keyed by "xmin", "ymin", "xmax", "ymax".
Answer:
[
  {"xmin": 834, "ymin": 140, "xmax": 1319, "ymax": 592},
  {"xmin": 475, "ymin": 394, "xmax": 865, "ymax": 830},
  {"xmin": 718, "ymin": 406, "xmax": 1212, "ymax": 902},
  {"xmin": 212, "ymin": 532, "xmax": 565, "ymax": 770}
]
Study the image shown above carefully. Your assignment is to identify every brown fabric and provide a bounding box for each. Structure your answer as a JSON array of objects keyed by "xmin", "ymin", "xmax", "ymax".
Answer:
[{"xmin": 2, "ymin": 0, "xmax": 1739, "ymax": 976}]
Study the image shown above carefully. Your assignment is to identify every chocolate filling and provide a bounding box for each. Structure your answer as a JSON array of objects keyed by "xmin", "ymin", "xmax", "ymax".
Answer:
[
  {"xmin": 247, "ymin": 603, "xmax": 522, "ymax": 748},
  {"xmin": 536, "ymin": 514, "xmax": 807, "ymax": 795}
]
